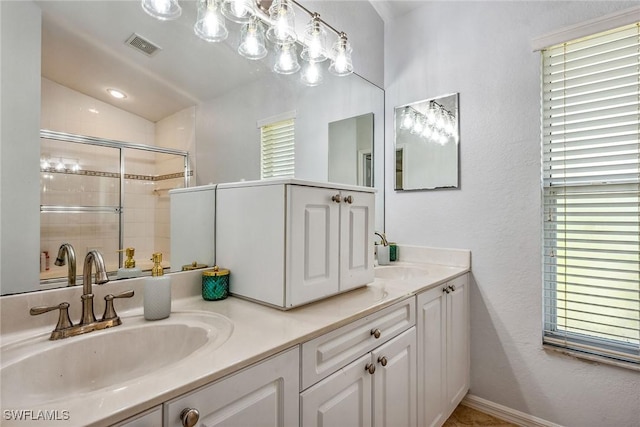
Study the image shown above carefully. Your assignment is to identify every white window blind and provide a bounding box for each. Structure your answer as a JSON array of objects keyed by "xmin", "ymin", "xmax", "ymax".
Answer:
[
  {"xmin": 541, "ymin": 22, "xmax": 640, "ymax": 366},
  {"xmin": 260, "ymin": 118, "xmax": 295, "ymax": 179}
]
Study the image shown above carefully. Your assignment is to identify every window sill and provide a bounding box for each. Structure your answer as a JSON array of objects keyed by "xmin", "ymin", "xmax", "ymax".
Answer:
[{"xmin": 543, "ymin": 344, "xmax": 640, "ymax": 372}]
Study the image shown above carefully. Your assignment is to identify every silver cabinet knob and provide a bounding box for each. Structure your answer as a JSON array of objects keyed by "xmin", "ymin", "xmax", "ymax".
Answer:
[
  {"xmin": 371, "ymin": 328, "xmax": 381, "ymax": 339},
  {"xmin": 343, "ymin": 195, "xmax": 353, "ymax": 204},
  {"xmin": 365, "ymin": 363, "xmax": 376, "ymax": 374},
  {"xmin": 378, "ymin": 356, "xmax": 388, "ymax": 366},
  {"xmin": 331, "ymin": 194, "xmax": 341, "ymax": 203},
  {"xmin": 180, "ymin": 408, "xmax": 200, "ymax": 427}
]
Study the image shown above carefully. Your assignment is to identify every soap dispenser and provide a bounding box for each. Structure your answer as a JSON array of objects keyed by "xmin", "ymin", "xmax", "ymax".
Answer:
[
  {"xmin": 144, "ymin": 252, "xmax": 171, "ymax": 320},
  {"xmin": 116, "ymin": 247, "xmax": 142, "ymax": 279}
]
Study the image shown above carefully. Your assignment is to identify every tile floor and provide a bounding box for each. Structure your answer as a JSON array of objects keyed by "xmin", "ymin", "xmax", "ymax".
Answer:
[{"xmin": 443, "ymin": 404, "xmax": 520, "ymax": 427}]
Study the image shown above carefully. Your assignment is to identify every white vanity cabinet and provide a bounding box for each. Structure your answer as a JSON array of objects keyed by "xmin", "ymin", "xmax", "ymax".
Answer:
[
  {"xmin": 216, "ymin": 179, "xmax": 374, "ymax": 309},
  {"xmin": 114, "ymin": 406, "xmax": 162, "ymax": 427},
  {"xmin": 300, "ymin": 298, "xmax": 416, "ymax": 427},
  {"xmin": 416, "ymin": 273, "xmax": 469, "ymax": 427},
  {"xmin": 164, "ymin": 347, "xmax": 299, "ymax": 427}
]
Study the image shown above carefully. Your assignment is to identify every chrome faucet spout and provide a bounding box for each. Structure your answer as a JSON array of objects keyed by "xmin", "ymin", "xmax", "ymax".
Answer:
[
  {"xmin": 81, "ymin": 250, "xmax": 109, "ymax": 325},
  {"xmin": 54, "ymin": 243, "xmax": 76, "ymax": 286}
]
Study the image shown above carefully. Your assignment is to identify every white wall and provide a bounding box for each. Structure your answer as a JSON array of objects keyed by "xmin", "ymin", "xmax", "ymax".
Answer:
[
  {"xmin": 0, "ymin": 1, "xmax": 41, "ymax": 295},
  {"xmin": 384, "ymin": 2, "xmax": 639, "ymax": 426}
]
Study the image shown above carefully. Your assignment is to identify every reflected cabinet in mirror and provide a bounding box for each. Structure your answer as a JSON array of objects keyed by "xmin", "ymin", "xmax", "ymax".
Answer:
[
  {"xmin": 1, "ymin": 1, "xmax": 384, "ymax": 296},
  {"xmin": 394, "ymin": 93, "xmax": 459, "ymax": 191}
]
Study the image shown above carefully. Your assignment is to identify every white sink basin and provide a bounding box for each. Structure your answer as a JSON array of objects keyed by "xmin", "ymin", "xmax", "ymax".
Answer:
[
  {"xmin": 374, "ymin": 264, "xmax": 430, "ymax": 280},
  {"xmin": 0, "ymin": 311, "xmax": 233, "ymax": 408}
]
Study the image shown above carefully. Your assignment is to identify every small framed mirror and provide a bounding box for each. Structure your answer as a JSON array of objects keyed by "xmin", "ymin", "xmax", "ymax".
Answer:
[{"xmin": 394, "ymin": 93, "xmax": 459, "ymax": 190}]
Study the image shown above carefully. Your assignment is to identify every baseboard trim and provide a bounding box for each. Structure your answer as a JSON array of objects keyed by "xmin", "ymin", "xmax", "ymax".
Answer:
[{"xmin": 462, "ymin": 394, "xmax": 563, "ymax": 427}]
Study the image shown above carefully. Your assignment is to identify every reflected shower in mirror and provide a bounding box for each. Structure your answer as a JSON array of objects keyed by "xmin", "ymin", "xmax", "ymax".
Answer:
[
  {"xmin": 328, "ymin": 113, "xmax": 374, "ymax": 187},
  {"xmin": 394, "ymin": 93, "xmax": 459, "ymax": 191}
]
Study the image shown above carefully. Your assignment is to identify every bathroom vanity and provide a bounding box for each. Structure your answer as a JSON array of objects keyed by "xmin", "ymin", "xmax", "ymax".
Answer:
[{"xmin": 0, "ymin": 246, "xmax": 469, "ymax": 427}]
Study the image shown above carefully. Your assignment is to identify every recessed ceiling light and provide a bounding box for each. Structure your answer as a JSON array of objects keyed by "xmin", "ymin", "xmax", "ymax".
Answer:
[{"xmin": 107, "ymin": 88, "xmax": 127, "ymax": 99}]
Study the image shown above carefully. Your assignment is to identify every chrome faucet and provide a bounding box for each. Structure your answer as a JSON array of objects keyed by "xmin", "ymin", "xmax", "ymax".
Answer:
[
  {"xmin": 80, "ymin": 250, "xmax": 109, "ymax": 325},
  {"xmin": 30, "ymin": 249, "xmax": 134, "ymax": 340},
  {"xmin": 54, "ymin": 243, "xmax": 76, "ymax": 286}
]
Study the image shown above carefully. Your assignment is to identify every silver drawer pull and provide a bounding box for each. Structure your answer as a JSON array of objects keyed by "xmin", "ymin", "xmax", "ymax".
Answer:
[
  {"xmin": 371, "ymin": 328, "xmax": 381, "ymax": 339},
  {"xmin": 180, "ymin": 408, "xmax": 199, "ymax": 427}
]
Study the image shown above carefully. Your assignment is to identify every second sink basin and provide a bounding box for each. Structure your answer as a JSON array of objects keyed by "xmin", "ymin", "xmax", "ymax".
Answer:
[{"xmin": 0, "ymin": 311, "xmax": 233, "ymax": 408}]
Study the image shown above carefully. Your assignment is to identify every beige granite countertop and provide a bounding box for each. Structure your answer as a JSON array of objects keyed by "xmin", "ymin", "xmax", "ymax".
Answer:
[{"xmin": 0, "ymin": 246, "xmax": 470, "ymax": 426}]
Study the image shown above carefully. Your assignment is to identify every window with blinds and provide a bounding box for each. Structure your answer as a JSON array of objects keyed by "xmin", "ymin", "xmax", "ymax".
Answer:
[
  {"xmin": 260, "ymin": 118, "xmax": 295, "ymax": 179},
  {"xmin": 541, "ymin": 22, "xmax": 639, "ymax": 366}
]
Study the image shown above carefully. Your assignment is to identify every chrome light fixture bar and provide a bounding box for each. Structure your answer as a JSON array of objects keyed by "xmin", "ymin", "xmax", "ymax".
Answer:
[{"xmin": 140, "ymin": 0, "xmax": 353, "ymax": 86}]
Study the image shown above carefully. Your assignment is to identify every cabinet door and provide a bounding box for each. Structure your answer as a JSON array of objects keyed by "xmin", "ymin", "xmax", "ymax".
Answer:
[
  {"xmin": 372, "ymin": 328, "xmax": 417, "ymax": 427},
  {"xmin": 301, "ymin": 353, "xmax": 373, "ymax": 427},
  {"xmin": 446, "ymin": 275, "xmax": 469, "ymax": 410},
  {"xmin": 288, "ymin": 186, "xmax": 340, "ymax": 306},
  {"xmin": 113, "ymin": 406, "xmax": 162, "ymax": 427},
  {"xmin": 165, "ymin": 347, "xmax": 299, "ymax": 427},
  {"xmin": 339, "ymin": 190, "xmax": 375, "ymax": 291},
  {"xmin": 416, "ymin": 286, "xmax": 447, "ymax": 427}
]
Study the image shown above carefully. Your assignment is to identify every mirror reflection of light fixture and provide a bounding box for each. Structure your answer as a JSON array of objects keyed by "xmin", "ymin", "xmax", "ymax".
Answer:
[
  {"xmin": 221, "ymin": 0, "xmax": 254, "ymax": 23},
  {"xmin": 301, "ymin": 13, "xmax": 327, "ymax": 63},
  {"xmin": 141, "ymin": 0, "xmax": 182, "ymax": 21},
  {"xmin": 400, "ymin": 107, "xmax": 414, "ymax": 130},
  {"xmin": 328, "ymin": 32, "xmax": 353, "ymax": 76},
  {"xmin": 194, "ymin": 0, "xmax": 228, "ymax": 42},
  {"xmin": 300, "ymin": 60, "xmax": 323, "ymax": 86},
  {"xmin": 273, "ymin": 42, "xmax": 300, "ymax": 75},
  {"xmin": 265, "ymin": 0, "xmax": 296, "ymax": 44},
  {"xmin": 238, "ymin": 17, "xmax": 267, "ymax": 59}
]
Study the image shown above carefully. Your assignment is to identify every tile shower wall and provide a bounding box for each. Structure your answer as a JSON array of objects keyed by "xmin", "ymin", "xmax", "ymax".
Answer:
[{"xmin": 40, "ymin": 78, "xmax": 194, "ymax": 280}]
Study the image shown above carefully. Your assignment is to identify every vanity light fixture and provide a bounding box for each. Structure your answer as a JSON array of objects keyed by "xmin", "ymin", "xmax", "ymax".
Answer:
[
  {"xmin": 273, "ymin": 42, "xmax": 300, "ymax": 74},
  {"xmin": 194, "ymin": 0, "xmax": 228, "ymax": 42},
  {"xmin": 107, "ymin": 88, "xmax": 127, "ymax": 99},
  {"xmin": 300, "ymin": 60, "xmax": 323, "ymax": 86},
  {"xmin": 238, "ymin": 17, "xmax": 267, "ymax": 59},
  {"xmin": 141, "ymin": 0, "xmax": 182, "ymax": 21},
  {"xmin": 400, "ymin": 107, "xmax": 415, "ymax": 130},
  {"xmin": 141, "ymin": 0, "xmax": 354, "ymax": 86},
  {"xmin": 328, "ymin": 32, "xmax": 353, "ymax": 76},
  {"xmin": 221, "ymin": 0, "xmax": 254, "ymax": 23}
]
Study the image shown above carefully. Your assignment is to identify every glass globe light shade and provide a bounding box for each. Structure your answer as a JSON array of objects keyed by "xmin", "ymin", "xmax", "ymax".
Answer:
[
  {"xmin": 238, "ymin": 18, "xmax": 267, "ymax": 60},
  {"xmin": 399, "ymin": 107, "xmax": 414, "ymax": 130},
  {"xmin": 266, "ymin": 0, "xmax": 296, "ymax": 44},
  {"xmin": 328, "ymin": 33, "xmax": 353, "ymax": 76},
  {"xmin": 194, "ymin": 0, "xmax": 228, "ymax": 42},
  {"xmin": 411, "ymin": 114, "xmax": 425, "ymax": 135},
  {"xmin": 141, "ymin": 0, "xmax": 182, "ymax": 21},
  {"xmin": 301, "ymin": 15, "xmax": 327, "ymax": 63},
  {"xmin": 221, "ymin": 0, "xmax": 254, "ymax": 23},
  {"xmin": 273, "ymin": 43, "xmax": 300, "ymax": 75},
  {"xmin": 301, "ymin": 61, "xmax": 323, "ymax": 87}
]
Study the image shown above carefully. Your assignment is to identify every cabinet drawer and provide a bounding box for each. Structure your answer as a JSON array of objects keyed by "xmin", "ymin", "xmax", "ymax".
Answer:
[{"xmin": 301, "ymin": 297, "xmax": 415, "ymax": 390}]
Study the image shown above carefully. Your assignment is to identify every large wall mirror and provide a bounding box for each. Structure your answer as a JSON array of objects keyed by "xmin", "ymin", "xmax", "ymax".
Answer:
[
  {"xmin": 394, "ymin": 93, "xmax": 459, "ymax": 191},
  {"xmin": 1, "ymin": 0, "xmax": 384, "ymax": 295}
]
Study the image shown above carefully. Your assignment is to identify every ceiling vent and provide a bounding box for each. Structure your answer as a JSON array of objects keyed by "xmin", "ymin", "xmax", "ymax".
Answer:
[{"xmin": 125, "ymin": 33, "xmax": 161, "ymax": 57}]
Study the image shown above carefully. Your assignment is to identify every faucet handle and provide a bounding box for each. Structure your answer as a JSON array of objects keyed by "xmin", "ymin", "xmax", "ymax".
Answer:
[
  {"xmin": 101, "ymin": 290, "xmax": 134, "ymax": 321},
  {"xmin": 30, "ymin": 302, "xmax": 74, "ymax": 331}
]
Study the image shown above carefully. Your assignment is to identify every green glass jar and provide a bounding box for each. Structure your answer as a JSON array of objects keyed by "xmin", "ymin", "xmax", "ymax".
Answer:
[
  {"xmin": 202, "ymin": 266, "xmax": 230, "ymax": 301},
  {"xmin": 389, "ymin": 243, "xmax": 398, "ymax": 262}
]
